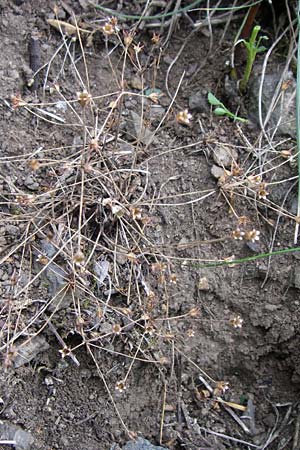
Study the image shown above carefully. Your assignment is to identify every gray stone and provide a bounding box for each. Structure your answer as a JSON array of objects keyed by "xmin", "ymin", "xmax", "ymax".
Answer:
[
  {"xmin": 293, "ymin": 264, "xmax": 300, "ymax": 289},
  {"xmin": 14, "ymin": 336, "xmax": 50, "ymax": 368},
  {"xmin": 213, "ymin": 145, "xmax": 238, "ymax": 168},
  {"xmin": 0, "ymin": 421, "xmax": 34, "ymax": 450},
  {"xmin": 188, "ymin": 89, "xmax": 209, "ymax": 112},
  {"xmin": 248, "ymin": 69, "xmax": 296, "ymax": 138},
  {"xmin": 211, "ymin": 164, "xmax": 225, "ymax": 179},
  {"xmin": 5, "ymin": 225, "xmax": 20, "ymax": 236},
  {"xmin": 24, "ymin": 175, "xmax": 39, "ymax": 191},
  {"xmin": 126, "ymin": 111, "xmax": 156, "ymax": 146},
  {"xmin": 122, "ymin": 438, "xmax": 168, "ymax": 450}
]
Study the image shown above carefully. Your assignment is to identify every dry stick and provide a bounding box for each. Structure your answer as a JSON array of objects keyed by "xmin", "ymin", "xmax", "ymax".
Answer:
[
  {"xmin": 257, "ymin": 21, "xmax": 297, "ymax": 162},
  {"xmin": 47, "ymin": 318, "xmax": 80, "ymax": 366},
  {"xmin": 292, "ymin": 405, "xmax": 300, "ymax": 450},
  {"xmin": 159, "ymin": 382, "xmax": 168, "ymax": 445},
  {"xmin": 162, "ymin": 0, "xmax": 182, "ymax": 47},
  {"xmin": 83, "ymin": 342, "xmax": 159, "ymax": 364},
  {"xmin": 123, "ymin": 332, "xmax": 146, "ymax": 384},
  {"xmin": 261, "ymin": 180, "xmax": 297, "ymax": 288},
  {"xmin": 260, "ymin": 406, "xmax": 293, "ymax": 450},
  {"xmin": 86, "ymin": 344, "xmax": 131, "ymax": 436},
  {"xmin": 1, "ymin": 282, "xmax": 71, "ymax": 352},
  {"xmin": 175, "ymin": 345, "xmax": 216, "ymax": 383},
  {"xmin": 198, "ymin": 427, "xmax": 259, "ymax": 448},
  {"xmin": 15, "ymin": 211, "xmax": 96, "ymax": 297}
]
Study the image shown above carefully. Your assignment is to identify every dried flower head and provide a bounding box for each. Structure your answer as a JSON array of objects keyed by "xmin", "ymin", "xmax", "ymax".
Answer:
[
  {"xmin": 176, "ymin": 109, "xmax": 192, "ymax": 126},
  {"xmin": 59, "ymin": 346, "xmax": 72, "ymax": 359},
  {"xmin": 280, "ymin": 149, "xmax": 292, "ymax": 158},
  {"xmin": 127, "ymin": 252, "xmax": 137, "ymax": 263},
  {"xmin": 189, "ymin": 306, "xmax": 200, "ymax": 318},
  {"xmin": 123, "ymin": 30, "xmax": 135, "ymax": 47},
  {"xmin": 247, "ymin": 174, "xmax": 262, "ymax": 186},
  {"xmin": 244, "ymin": 229, "xmax": 260, "ymax": 243},
  {"xmin": 28, "ymin": 159, "xmax": 40, "ymax": 171},
  {"xmin": 257, "ymin": 183, "xmax": 269, "ymax": 200},
  {"xmin": 89, "ymin": 138, "xmax": 99, "ymax": 151},
  {"xmin": 36, "ymin": 254, "xmax": 48, "ymax": 265},
  {"xmin": 151, "ymin": 262, "xmax": 167, "ymax": 273},
  {"xmin": 229, "ymin": 315, "xmax": 243, "ymax": 329},
  {"xmin": 133, "ymin": 42, "xmax": 144, "ymax": 54},
  {"xmin": 232, "ymin": 228, "xmax": 245, "ymax": 240},
  {"xmin": 15, "ymin": 194, "xmax": 36, "ymax": 206},
  {"xmin": 130, "ymin": 207, "xmax": 142, "ymax": 221},
  {"xmin": 112, "ymin": 323, "xmax": 122, "ymax": 335},
  {"xmin": 145, "ymin": 323, "xmax": 155, "ymax": 335},
  {"xmin": 231, "ymin": 164, "xmax": 243, "ymax": 177},
  {"xmin": 151, "ymin": 32, "xmax": 161, "ymax": 45},
  {"xmin": 77, "ymin": 90, "xmax": 91, "ymax": 107},
  {"xmin": 169, "ymin": 274, "xmax": 177, "ymax": 284},
  {"xmin": 238, "ymin": 216, "xmax": 250, "ymax": 227},
  {"xmin": 73, "ymin": 251, "xmax": 85, "ymax": 266},
  {"xmin": 11, "ymin": 93, "xmax": 27, "ymax": 109},
  {"xmin": 115, "ymin": 380, "xmax": 126, "ymax": 393},
  {"xmin": 101, "ymin": 17, "xmax": 119, "ymax": 35},
  {"xmin": 3, "ymin": 348, "xmax": 17, "ymax": 370},
  {"xmin": 186, "ymin": 328, "xmax": 195, "ymax": 337},
  {"xmin": 214, "ymin": 381, "xmax": 229, "ymax": 396}
]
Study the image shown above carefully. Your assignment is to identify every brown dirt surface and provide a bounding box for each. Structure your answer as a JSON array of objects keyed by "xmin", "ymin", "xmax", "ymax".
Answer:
[{"xmin": 0, "ymin": 1, "xmax": 299, "ymax": 449}]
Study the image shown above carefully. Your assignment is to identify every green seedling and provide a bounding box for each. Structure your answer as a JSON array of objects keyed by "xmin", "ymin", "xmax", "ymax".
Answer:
[
  {"xmin": 237, "ymin": 25, "xmax": 268, "ymax": 92},
  {"xmin": 207, "ymin": 92, "xmax": 248, "ymax": 123}
]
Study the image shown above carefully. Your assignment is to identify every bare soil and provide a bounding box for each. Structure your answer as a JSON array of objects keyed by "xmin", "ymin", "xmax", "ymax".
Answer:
[{"xmin": 0, "ymin": 1, "xmax": 299, "ymax": 449}]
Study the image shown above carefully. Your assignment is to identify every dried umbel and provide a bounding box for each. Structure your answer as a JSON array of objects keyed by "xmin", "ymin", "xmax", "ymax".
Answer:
[
  {"xmin": 123, "ymin": 29, "xmax": 135, "ymax": 47},
  {"xmin": 36, "ymin": 254, "xmax": 48, "ymax": 265},
  {"xmin": 130, "ymin": 207, "xmax": 142, "ymax": 221},
  {"xmin": 186, "ymin": 328, "xmax": 195, "ymax": 337},
  {"xmin": 112, "ymin": 323, "xmax": 122, "ymax": 335},
  {"xmin": 15, "ymin": 194, "xmax": 36, "ymax": 206},
  {"xmin": 89, "ymin": 138, "xmax": 99, "ymax": 151},
  {"xmin": 77, "ymin": 90, "xmax": 91, "ymax": 107},
  {"xmin": 11, "ymin": 93, "xmax": 27, "ymax": 109},
  {"xmin": 28, "ymin": 159, "xmax": 40, "ymax": 171},
  {"xmin": 257, "ymin": 183, "xmax": 269, "ymax": 200},
  {"xmin": 244, "ymin": 229, "xmax": 260, "ymax": 243},
  {"xmin": 214, "ymin": 381, "xmax": 229, "ymax": 396},
  {"xmin": 101, "ymin": 17, "xmax": 119, "ymax": 36},
  {"xmin": 176, "ymin": 109, "xmax": 192, "ymax": 126},
  {"xmin": 169, "ymin": 274, "xmax": 177, "ymax": 284},
  {"xmin": 59, "ymin": 346, "xmax": 72, "ymax": 359},
  {"xmin": 115, "ymin": 380, "xmax": 126, "ymax": 393},
  {"xmin": 232, "ymin": 228, "xmax": 245, "ymax": 240},
  {"xmin": 229, "ymin": 315, "xmax": 243, "ymax": 329},
  {"xmin": 73, "ymin": 251, "xmax": 85, "ymax": 266},
  {"xmin": 151, "ymin": 32, "xmax": 161, "ymax": 45}
]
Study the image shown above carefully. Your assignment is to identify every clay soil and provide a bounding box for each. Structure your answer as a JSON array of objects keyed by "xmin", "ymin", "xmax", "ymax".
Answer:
[{"xmin": 0, "ymin": 1, "xmax": 299, "ymax": 449}]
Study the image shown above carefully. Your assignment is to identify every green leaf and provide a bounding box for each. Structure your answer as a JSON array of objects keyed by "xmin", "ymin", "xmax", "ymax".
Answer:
[
  {"xmin": 145, "ymin": 88, "xmax": 162, "ymax": 96},
  {"xmin": 207, "ymin": 92, "xmax": 222, "ymax": 106},
  {"xmin": 214, "ymin": 107, "xmax": 227, "ymax": 116},
  {"xmin": 233, "ymin": 115, "xmax": 248, "ymax": 123},
  {"xmin": 256, "ymin": 46, "xmax": 267, "ymax": 53}
]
